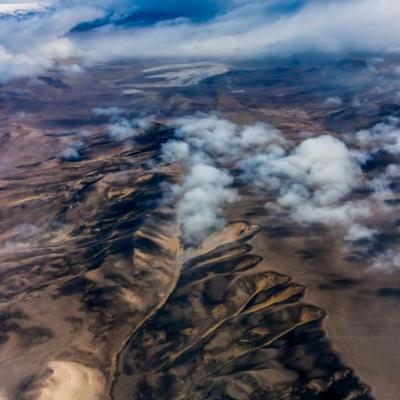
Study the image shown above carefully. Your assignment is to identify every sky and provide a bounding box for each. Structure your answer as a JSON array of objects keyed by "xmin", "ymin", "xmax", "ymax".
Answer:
[{"xmin": 0, "ymin": 0, "xmax": 399, "ymax": 80}]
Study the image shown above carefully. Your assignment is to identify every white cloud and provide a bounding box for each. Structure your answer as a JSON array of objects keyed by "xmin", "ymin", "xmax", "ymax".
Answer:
[
  {"xmin": 369, "ymin": 164, "xmax": 400, "ymax": 202},
  {"xmin": 372, "ymin": 249, "xmax": 400, "ymax": 271},
  {"xmin": 345, "ymin": 223, "xmax": 378, "ymax": 242},
  {"xmin": 350, "ymin": 118, "xmax": 400, "ymax": 206},
  {"xmin": 108, "ymin": 118, "xmax": 138, "ymax": 142},
  {"xmin": 92, "ymin": 106, "xmax": 124, "ymax": 117},
  {"xmin": 58, "ymin": 146, "xmax": 80, "ymax": 161},
  {"xmin": 241, "ymin": 135, "xmax": 368, "ymax": 228},
  {"xmin": 356, "ymin": 118, "xmax": 400, "ymax": 155},
  {"xmin": 161, "ymin": 140, "xmax": 190, "ymax": 164},
  {"xmin": 73, "ymin": 0, "xmax": 400, "ymax": 62},
  {"xmin": 161, "ymin": 115, "xmax": 288, "ymax": 246},
  {"xmin": 174, "ymin": 164, "xmax": 238, "ymax": 245},
  {"xmin": 59, "ymin": 63, "xmax": 83, "ymax": 75},
  {"xmin": 58, "ymin": 139, "xmax": 84, "ymax": 161},
  {"xmin": 0, "ymin": 0, "xmax": 396, "ymax": 86},
  {"xmin": 162, "ymin": 114, "xmax": 284, "ymax": 246},
  {"xmin": 162, "ymin": 115, "xmax": 391, "ymax": 247},
  {"xmin": 122, "ymin": 89, "xmax": 143, "ymax": 95},
  {"xmin": 282, "ymin": 135, "xmax": 362, "ymax": 205},
  {"xmin": 0, "ymin": 2, "xmax": 51, "ymax": 15},
  {"xmin": 1, "ymin": 0, "xmax": 400, "ymax": 81},
  {"xmin": 324, "ymin": 96, "xmax": 343, "ymax": 107},
  {"xmin": 172, "ymin": 114, "xmax": 285, "ymax": 160},
  {"xmin": 0, "ymin": 5, "xmax": 104, "ymax": 82},
  {"xmin": 92, "ymin": 107, "xmax": 149, "ymax": 142},
  {"xmin": 285, "ymin": 201, "xmax": 371, "ymax": 226}
]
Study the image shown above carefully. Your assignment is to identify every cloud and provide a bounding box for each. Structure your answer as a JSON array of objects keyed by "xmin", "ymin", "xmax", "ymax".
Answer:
[
  {"xmin": 58, "ymin": 146, "xmax": 80, "ymax": 161},
  {"xmin": 369, "ymin": 163, "xmax": 400, "ymax": 203},
  {"xmin": 58, "ymin": 139, "xmax": 84, "ymax": 161},
  {"xmin": 345, "ymin": 223, "xmax": 378, "ymax": 242},
  {"xmin": 161, "ymin": 115, "xmax": 255, "ymax": 245},
  {"xmin": 240, "ymin": 135, "xmax": 372, "ymax": 228},
  {"xmin": 59, "ymin": 63, "xmax": 83, "ymax": 75},
  {"xmin": 0, "ymin": 2, "xmax": 51, "ymax": 16},
  {"xmin": 173, "ymin": 164, "xmax": 238, "ymax": 245},
  {"xmin": 108, "ymin": 119, "xmax": 138, "ymax": 142},
  {"xmin": 0, "ymin": 223, "xmax": 42, "ymax": 254},
  {"xmin": 72, "ymin": 0, "xmax": 400, "ymax": 62},
  {"xmin": 348, "ymin": 117, "xmax": 400, "ymax": 206},
  {"xmin": 0, "ymin": 4, "xmax": 104, "ymax": 81},
  {"xmin": 162, "ymin": 114, "xmax": 284, "ymax": 246},
  {"xmin": 161, "ymin": 115, "xmax": 287, "ymax": 246},
  {"xmin": 161, "ymin": 140, "xmax": 190, "ymax": 163},
  {"xmin": 92, "ymin": 106, "xmax": 124, "ymax": 117},
  {"xmin": 122, "ymin": 88, "xmax": 143, "ymax": 95},
  {"xmin": 161, "ymin": 115, "xmax": 388, "ymax": 247},
  {"xmin": 372, "ymin": 249, "xmax": 400, "ymax": 271},
  {"xmin": 172, "ymin": 114, "xmax": 285, "ymax": 160},
  {"xmin": 241, "ymin": 135, "xmax": 356, "ymax": 195},
  {"xmin": 92, "ymin": 106, "xmax": 150, "ymax": 142},
  {"xmin": 0, "ymin": 0, "xmax": 400, "ymax": 81},
  {"xmin": 355, "ymin": 118, "xmax": 400, "ymax": 155},
  {"xmin": 324, "ymin": 96, "xmax": 343, "ymax": 108}
]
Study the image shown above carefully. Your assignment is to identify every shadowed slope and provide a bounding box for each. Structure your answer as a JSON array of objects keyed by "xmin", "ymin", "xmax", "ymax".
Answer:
[{"xmin": 112, "ymin": 223, "xmax": 372, "ymax": 400}]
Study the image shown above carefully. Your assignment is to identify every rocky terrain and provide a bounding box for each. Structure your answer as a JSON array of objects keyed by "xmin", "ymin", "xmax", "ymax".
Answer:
[{"xmin": 0, "ymin": 57, "xmax": 399, "ymax": 399}]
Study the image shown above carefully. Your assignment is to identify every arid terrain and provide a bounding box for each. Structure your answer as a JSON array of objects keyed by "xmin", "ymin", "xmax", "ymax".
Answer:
[{"xmin": 0, "ymin": 57, "xmax": 399, "ymax": 400}]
